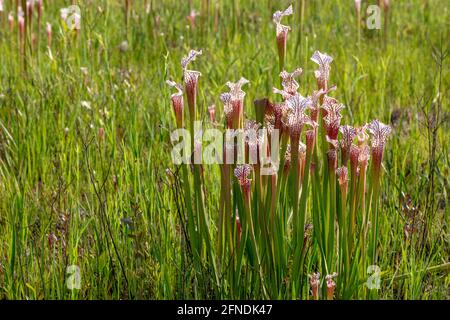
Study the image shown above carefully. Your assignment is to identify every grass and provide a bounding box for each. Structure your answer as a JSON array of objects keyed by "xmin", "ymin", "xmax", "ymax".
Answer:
[{"xmin": 0, "ymin": 0, "xmax": 448, "ymax": 299}]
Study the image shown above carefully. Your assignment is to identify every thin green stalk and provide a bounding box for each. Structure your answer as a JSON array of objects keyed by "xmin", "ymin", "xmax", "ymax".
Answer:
[
  {"xmin": 292, "ymin": 143, "xmax": 313, "ymax": 296},
  {"xmin": 328, "ymin": 162, "xmax": 336, "ymax": 273}
]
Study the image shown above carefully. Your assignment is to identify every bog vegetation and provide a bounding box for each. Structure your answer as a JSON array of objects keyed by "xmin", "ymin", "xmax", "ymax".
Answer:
[{"xmin": 0, "ymin": 0, "xmax": 448, "ymax": 299}]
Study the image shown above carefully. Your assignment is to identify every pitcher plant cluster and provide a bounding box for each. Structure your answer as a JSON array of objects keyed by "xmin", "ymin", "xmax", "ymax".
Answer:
[
  {"xmin": 166, "ymin": 4, "xmax": 391, "ymax": 299},
  {"xmin": 1, "ymin": 0, "xmax": 81, "ymax": 70}
]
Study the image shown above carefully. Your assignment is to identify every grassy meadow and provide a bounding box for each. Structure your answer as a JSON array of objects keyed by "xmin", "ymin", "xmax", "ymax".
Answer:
[{"xmin": 0, "ymin": 0, "xmax": 448, "ymax": 300}]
